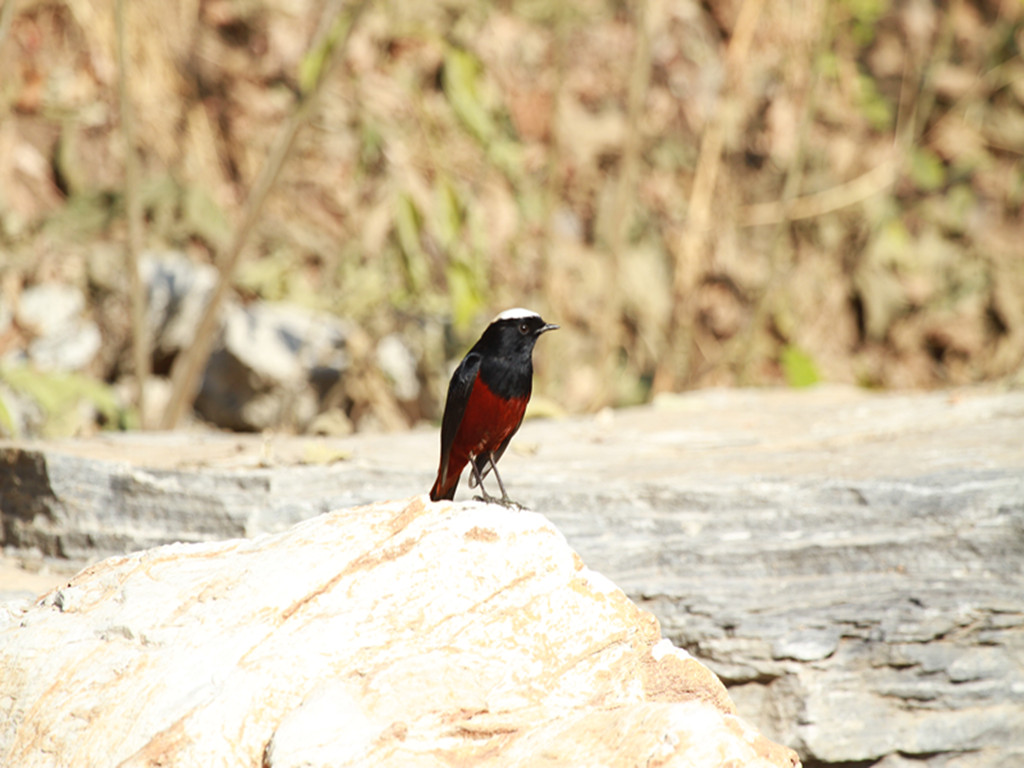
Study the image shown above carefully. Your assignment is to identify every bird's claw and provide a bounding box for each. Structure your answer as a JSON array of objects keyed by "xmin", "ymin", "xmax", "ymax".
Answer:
[{"xmin": 473, "ymin": 495, "xmax": 524, "ymax": 510}]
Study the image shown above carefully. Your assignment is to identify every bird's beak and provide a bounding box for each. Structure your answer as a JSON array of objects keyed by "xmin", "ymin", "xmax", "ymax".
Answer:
[{"xmin": 538, "ymin": 322, "xmax": 559, "ymax": 334}]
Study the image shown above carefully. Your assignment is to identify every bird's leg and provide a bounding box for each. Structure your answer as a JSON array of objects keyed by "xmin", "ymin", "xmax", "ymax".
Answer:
[
  {"xmin": 486, "ymin": 454, "xmax": 524, "ymax": 510},
  {"xmin": 488, "ymin": 455, "xmax": 510, "ymax": 503},
  {"xmin": 469, "ymin": 454, "xmax": 497, "ymax": 504}
]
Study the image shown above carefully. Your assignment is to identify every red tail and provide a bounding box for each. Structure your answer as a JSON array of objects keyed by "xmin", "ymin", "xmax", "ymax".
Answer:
[
  {"xmin": 429, "ymin": 474, "xmax": 452, "ymax": 501},
  {"xmin": 429, "ymin": 459, "xmax": 464, "ymax": 501}
]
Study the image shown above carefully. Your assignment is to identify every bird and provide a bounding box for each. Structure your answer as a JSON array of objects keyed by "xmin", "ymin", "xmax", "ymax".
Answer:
[{"xmin": 429, "ymin": 308, "xmax": 558, "ymax": 504}]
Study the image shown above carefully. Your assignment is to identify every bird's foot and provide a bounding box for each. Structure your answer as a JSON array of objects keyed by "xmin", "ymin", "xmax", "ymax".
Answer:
[{"xmin": 474, "ymin": 494, "xmax": 524, "ymax": 510}]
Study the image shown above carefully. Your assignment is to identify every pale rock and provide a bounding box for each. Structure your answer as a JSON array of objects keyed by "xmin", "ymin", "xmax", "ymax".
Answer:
[
  {"xmin": 13, "ymin": 283, "xmax": 101, "ymax": 371},
  {"xmin": 15, "ymin": 283, "xmax": 84, "ymax": 337},
  {"xmin": 0, "ymin": 497, "xmax": 798, "ymax": 768},
  {"xmin": 196, "ymin": 301, "xmax": 349, "ymax": 431},
  {"xmin": 220, "ymin": 302, "xmax": 339, "ymax": 386},
  {"xmin": 27, "ymin": 320, "xmax": 102, "ymax": 371},
  {"xmin": 376, "ymin": 333, "xmax": 419, "ymax": 401},
  {"xmin": 139, "ymin": 251, "xmax": 356, "ymax": 432}
]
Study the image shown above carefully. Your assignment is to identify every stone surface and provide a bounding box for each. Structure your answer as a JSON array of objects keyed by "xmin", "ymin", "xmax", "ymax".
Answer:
[
  {"xmin": 2, "ymin": 385, "xmax": 1023, "ymax": 767},
  {"xmin": 0, "ymin": 497, "xmax": 797, "ymax": 768}
]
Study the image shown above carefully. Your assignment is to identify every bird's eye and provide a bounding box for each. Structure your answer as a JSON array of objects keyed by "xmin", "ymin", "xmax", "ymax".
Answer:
[{"xmin": 519, "ymin": 321, "xmax": 529, "ymax": 334}]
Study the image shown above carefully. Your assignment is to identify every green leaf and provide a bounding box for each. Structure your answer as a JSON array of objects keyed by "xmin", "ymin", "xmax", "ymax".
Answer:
[
  {"xmin": 43, "ymin": 192, "xmax": 112, "ymax": 240},
  {"xmin": 941, "ymin": 184, "xmax": 975, "ymax": 234},
  {"xmin": 843, "ymin": 0, "xmax": 891, "ymax": 45},
  {"xmin": 909, "ymin": 147, "xmax": 946, "ymax": 192},
  {"xmin": 0, "ymin": 392, "xmax": 17, "ymax": 438},
  {"xmin": 486, "ymin": 140, "xmax": 523, "ymax": 180},
  {"xmin": 856, "ymin": 73, "xmax": 893, "ymax": 131},
  {"xmin": 395, "ymin": 194, "xmax": 429, "ymax": 293},
  {"xmin": 0, "ymin": 366, "xmax": 129, "ymax": 437},
  {"xmin": 237, "ymin": 255, "xmax": 292, "ymax": 302},
  {"xmin": 182, "ymin": 185, "xmax": 231, "ymax": 249},
  {"xmin": 298, "ymin": 11, "xmax": 353, "ymax": 94},
  {"xmin": 445, "ymin": 261, "xmax": 485, "ymax": 333},
  {"xmin": 780, "ymin": 345, "xmax": 821, "ymax": 388},
  {"xmin": 434, "ymin": 178, "xmax": 463, "ymax": 249},
  {"xmin": 358, "ymin": 124, "xmax": 384, "ymax": 173},
  {"xmin": 442, "ymin": 47, "xmax": 495, "ymax": 144}
]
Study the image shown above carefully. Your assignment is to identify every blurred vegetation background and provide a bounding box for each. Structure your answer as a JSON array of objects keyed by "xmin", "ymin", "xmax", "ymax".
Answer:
[{"xmin": 0, "ymin": 0, "xmax": 1022, "ymax": 437}]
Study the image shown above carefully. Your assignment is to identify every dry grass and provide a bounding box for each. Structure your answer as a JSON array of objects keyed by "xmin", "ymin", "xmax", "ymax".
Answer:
[{"xmin": 1, "ymin": 0, "xmax": 1023, "ymax": 433}]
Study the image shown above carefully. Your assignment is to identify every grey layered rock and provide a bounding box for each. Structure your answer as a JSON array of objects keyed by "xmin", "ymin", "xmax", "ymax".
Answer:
[{"xmin": 1, "ymin": 385, "xmax": 1022, "ymax": 767}]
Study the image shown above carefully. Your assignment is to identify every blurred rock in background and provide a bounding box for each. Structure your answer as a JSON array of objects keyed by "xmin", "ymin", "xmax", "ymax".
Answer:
[
  {"xmin": 197, "ymin": 300, "xmax": 350, "ymax": 432},
  {"xmin": 143, "ymin": 251, "xmax": 218, "ymax": 373},
  {"xmin": 13, "ymin": 283, "xmax": 101, "ymax": 373}
]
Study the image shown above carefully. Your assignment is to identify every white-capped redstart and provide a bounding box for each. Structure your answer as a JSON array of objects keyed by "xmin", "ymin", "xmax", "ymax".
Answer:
[{"xmin": 430, "ymin": 308, "xmax": 558, "ymax": 504}]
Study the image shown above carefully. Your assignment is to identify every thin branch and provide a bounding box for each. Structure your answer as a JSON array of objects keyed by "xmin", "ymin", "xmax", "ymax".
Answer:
[
  {"xmin": 159, "ymin": 0, "xmax": 369, "ymax": 429},
  {"xmin": 736, "ymin": 155, "xmax": 897, "ymax": 228},
  {"xmin": 675, "ymin": 0, "xmax": 765, "ymax": 278},
  {"xmin": 904, "ymin": 0, "xmax": 960, "ymax": 149},
  {"xmin": 0, "ymin": 0, "xmax": 17, "ymax": 63},
  {"xmin": 115, "ymin": 0, "xmax": 150, "ymax": 427}
]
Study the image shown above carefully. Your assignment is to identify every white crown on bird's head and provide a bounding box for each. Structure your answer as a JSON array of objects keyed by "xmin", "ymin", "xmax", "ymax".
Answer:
[{"xmin": 490, "ymin": 307, "xmax": 540, "ymax": 324}]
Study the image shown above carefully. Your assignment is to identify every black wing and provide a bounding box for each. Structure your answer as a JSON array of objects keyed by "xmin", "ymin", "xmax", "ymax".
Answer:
[{"xmin": 438, "ymin": 351, "xmax": 481, "ymax": 489}]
